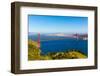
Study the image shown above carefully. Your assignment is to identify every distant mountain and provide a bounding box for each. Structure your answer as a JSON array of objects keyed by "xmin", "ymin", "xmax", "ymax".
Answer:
[
  {"xmin": 46, "ymin": 33, "xmax": 73, "ymax": 37},
  {"xmin": 28, "ymin": 32, "xmax": 88, "ymax": 40}
]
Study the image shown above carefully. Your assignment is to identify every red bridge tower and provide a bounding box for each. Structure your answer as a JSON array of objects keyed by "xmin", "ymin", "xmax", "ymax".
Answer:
[{"xmin": 37, "ymin": 33, "xmax": 40, "ymax": 48}]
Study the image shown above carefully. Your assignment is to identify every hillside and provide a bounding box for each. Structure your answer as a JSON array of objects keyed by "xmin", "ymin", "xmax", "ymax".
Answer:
[{"xmin": 28, "ymin": 40, "xmax": 87, "ymax": 60}]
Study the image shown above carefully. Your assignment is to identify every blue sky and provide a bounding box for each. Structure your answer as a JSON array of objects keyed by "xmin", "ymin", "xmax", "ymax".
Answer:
[{"xmin": 28, "ymin": 15, "xmax": 88, "ymax": 34}]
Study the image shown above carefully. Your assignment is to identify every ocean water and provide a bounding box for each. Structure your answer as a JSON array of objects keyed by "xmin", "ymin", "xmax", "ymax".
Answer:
[
  {"xmin": 40, "ymin": 39, "xmax": 88, "ymax": 55},
  {"xmin": 28, "ymin": 35, "xmax": 88, "ymax": 55}
]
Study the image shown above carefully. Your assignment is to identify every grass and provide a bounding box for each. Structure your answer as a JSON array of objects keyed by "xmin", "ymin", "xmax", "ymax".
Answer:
[{"xmin": 28, "ymin": 40, "xmax": 87, "ymax": 60}]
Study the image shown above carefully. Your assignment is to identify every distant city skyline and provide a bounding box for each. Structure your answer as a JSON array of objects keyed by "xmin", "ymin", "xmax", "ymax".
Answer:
[{"xmin": 28, "ymin": 15, "xmax": 88, "ymax": 34}]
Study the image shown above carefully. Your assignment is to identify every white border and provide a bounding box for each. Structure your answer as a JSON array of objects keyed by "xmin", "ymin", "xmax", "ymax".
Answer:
[{"xmin": 20, "ymin": 7, "xmax": 95, "ymax": 70}]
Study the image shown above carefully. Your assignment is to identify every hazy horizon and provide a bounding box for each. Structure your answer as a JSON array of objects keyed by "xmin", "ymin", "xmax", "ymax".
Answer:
[{"xmin": 29, "ymin": 32, "xmax": 87, "ymax": 34}]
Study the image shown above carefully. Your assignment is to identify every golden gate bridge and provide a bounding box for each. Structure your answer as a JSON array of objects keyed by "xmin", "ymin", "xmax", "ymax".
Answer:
[{"xmin": 36, "ymin": 33, "xmax": 87, "ymax": 48}]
